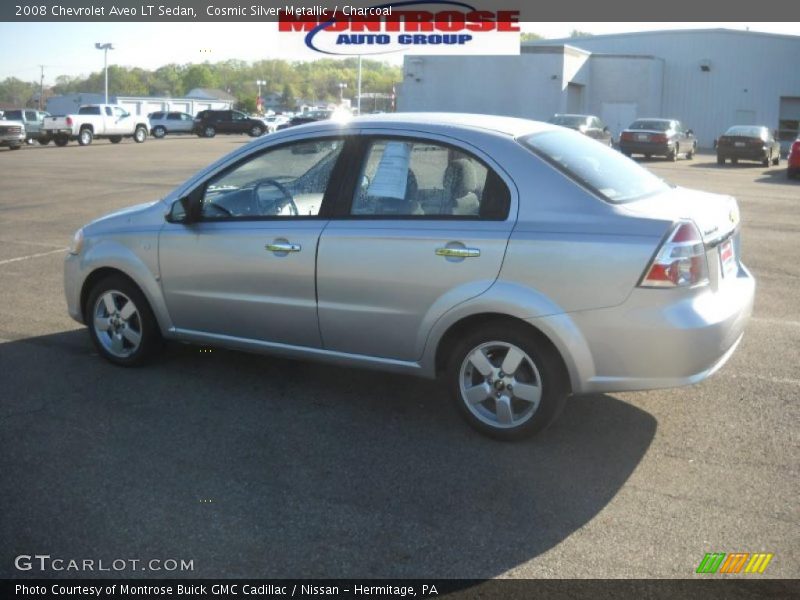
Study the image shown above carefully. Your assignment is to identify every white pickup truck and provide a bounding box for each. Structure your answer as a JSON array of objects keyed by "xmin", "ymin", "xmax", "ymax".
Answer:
[{"xmin": 42, "ymin": 104, "xmax": 150, "ymax": 146}]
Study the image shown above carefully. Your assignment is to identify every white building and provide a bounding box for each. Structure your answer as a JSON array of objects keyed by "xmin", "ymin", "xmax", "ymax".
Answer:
[
  {"xmin": 46, "ymin": 92, "xmax": 234, "ymax": 118},
  {"xmin": 398, "ymin": 29, "xmax": 800, "ymax": 149}
]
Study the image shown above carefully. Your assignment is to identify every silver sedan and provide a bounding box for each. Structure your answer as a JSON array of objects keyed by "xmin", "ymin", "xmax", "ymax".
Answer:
[{"xmin": 64, "ymin": 113, "xmax": 755, "ymax": 440}]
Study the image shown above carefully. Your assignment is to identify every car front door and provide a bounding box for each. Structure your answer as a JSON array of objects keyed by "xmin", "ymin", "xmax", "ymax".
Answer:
[
  {"xmin": 316, "ymin": 135, "xmax": 516, "ymax": 361},
  {"xmin": 159, "ymin": 137, "xmax": 348, "ymax": 347}
]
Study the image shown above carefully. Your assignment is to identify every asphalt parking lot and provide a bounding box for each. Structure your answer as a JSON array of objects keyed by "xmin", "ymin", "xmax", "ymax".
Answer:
[{"xmin": 0, "ymin": 136, "xmax": 797, "ymax": 579}]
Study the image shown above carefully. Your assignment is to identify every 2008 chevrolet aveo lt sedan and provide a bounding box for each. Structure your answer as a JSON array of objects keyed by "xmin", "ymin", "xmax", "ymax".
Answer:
[{"xmin": 64, "ymin": 114, "xmax": 755, "ymax": 440}]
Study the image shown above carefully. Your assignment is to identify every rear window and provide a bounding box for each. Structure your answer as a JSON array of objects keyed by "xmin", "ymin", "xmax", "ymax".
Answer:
[
  {"xmin": 629, "ymin": 120, "xmax": 671, "ymax": 131},
  {"xmin": 520, "ymin": 130, "xmax": 670, "ymax": 204},
  {"xmin": 549, "ymin": 115, "xmax": 587, "ymax": 128},
  {"xmin": 78, "ymin": 106, "xmax": 102, "ymax": 115},
  {"xmin": 725, "ymin": 126, "xmax": 766, "ymax": 138}
]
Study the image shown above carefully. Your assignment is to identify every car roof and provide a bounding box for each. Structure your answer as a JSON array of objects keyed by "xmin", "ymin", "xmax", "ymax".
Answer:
[{"xmin": 270, "ymin": 112, "xmax": 557, "ymax": 139}]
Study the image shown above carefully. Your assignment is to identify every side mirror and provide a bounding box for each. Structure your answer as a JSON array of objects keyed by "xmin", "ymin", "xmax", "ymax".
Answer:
[{"xmin": 166, "ymin": 196, "xmax": 198, "ymax": 224}]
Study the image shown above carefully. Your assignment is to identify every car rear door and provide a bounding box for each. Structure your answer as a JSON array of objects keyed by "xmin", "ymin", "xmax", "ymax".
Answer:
[
  {"xmin": 316, "ymin": 134, "xmax": 516, "ymax": 361},
  {"xmin": 159, "ymin": 137, "xmax": 349, "ymax": 347}
]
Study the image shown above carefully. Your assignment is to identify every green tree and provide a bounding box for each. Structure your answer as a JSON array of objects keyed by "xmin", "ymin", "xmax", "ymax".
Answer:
[
  {"xmin": 0, "ymin": 77, "xmax": 38, "ymax": 105},
  {"xmin": 182, "ymin": 64, "xmax": 216, "ymax": 91},
  {"xmin": 281, "ymin": 83, "xmax": 296, "ymax": 110},
  {"xmin": 570, "ymin": 29, "xmax": 593, "ymax": 38},
  {"xmin": 521, "ymin": 32, "xmax": 544, "ymax": 42}
]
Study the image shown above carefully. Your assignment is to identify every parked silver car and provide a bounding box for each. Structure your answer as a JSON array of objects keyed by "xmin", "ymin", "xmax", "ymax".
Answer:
[
  {"xmin": 64, "ymin": 114, "xmax": 755, "ymax": 439},
  {"xmin": 148, "ymin": 111, "xmax": 195, "ymax": 138}
]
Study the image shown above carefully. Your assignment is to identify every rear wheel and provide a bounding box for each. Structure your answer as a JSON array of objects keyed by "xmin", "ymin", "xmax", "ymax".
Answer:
[
  {"xmin": 85, "ymin": 275, "xmax": 161, "ymax": 367},
  {"xmin": 249, "ymin": 124, "xmax": 265, "ymax": 137},
  {"xmin": 78, "ymin": 128, "xmax": 93, "ymax": 146},
  {"xmin": 772, "ymin": 153, "xmax": 780, "ymax": 166},
  {"xmin": 687, "ymin": 144, "xmax": 695, "ymax": 160},
  {"xmin": 54, "ymin": 135, "xmax": 69, "ymax": 147},
  {"xmin": 38, "ymin": 136, "xmax": 51, "ymax": 145},
  {"xmin": 152, "ymin": 125, "xmax": 167, "ymax": 139},
  {"xmin": 203, "ymin": 125, "xmax": 216, "ymax": 138},
  {"xmin": 668, "ymin": 145, "xmax": 678, "ymax": 161},
  {"xmin": 762, "ymin": 152, "xmax": 771, "ymax": 167},
  {"xmin": 133, "ymin": 126, "xmax": 147, "ymax": 143},
  {"xmin": 447, "ymin": 323, "xmax": 569, "ymax": 441}
]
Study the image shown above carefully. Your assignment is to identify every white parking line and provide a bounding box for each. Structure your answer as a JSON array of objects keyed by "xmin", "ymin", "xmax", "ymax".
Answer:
[
  {"xmin": 0, "ymin": 248, "xmax": 67, "ymax": 266},
  {"xmin": 752, "ymin": 317, "xmax": 800, "ymax": 328},
  {"xmin": 731, "ymin": 373, "xmax": 800, "ymax": 386}
]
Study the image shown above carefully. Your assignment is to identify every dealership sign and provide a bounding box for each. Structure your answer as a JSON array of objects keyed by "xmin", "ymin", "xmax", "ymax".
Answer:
[{"xmin": 278, "ymin": 2, "xmax": 521, "ymax": 56}]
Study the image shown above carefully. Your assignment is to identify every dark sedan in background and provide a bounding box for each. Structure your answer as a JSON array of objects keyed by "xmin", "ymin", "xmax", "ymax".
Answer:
[
  {"xmin": 548, "ymin": 114, "xmax": 613, "ymax": 146},
  {"xmin": 619, "ymin": 118, "xmax": 697, "ymax": 161},
  {"xmin": 276, "ymin": 109, "xmax": 334, "ymax": 131},
  {"xmin": 716, "ymin": 125, "xmax": 781, "ymax": 167}
]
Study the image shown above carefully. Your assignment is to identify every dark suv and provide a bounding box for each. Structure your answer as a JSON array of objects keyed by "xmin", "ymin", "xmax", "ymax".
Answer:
[{"xmin": 193, "ymin": 110, "xmax": 266, "ymax": 138}]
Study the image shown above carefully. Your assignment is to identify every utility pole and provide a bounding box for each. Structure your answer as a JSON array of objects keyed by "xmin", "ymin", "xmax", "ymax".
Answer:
[
  {"xmin": 39, "ymin": 65, "xmax": 45, "ymax": 110},
  {"xmin": 95, "ymin": 43, "xmax": 114, "ymax": 104}
]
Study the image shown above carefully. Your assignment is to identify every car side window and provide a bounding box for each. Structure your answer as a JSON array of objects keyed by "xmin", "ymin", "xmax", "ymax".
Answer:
[
  {"xmin": 199, "ymin": 139, "xmax": 344, "ymax": 220},
  {"xmin": 113, "ymin": 107, "xmax": 127, "ymax": 118},
  {"xmin": 167, "ymin": 113, "xmax": 180, "ymax": 120},
  {"xmin": 25, "ymin": 110, "xmax": 37, "ymax": 121},
  {"xmin": 105, "ymin": 107, "xmax": 113, "ymax": 116},
  {"xmin": 351, "ymin": 139, "xmax": 509, "ymax": 219}
]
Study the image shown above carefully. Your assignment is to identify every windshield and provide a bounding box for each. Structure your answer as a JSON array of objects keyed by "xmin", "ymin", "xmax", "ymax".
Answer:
[
  {"xmin": 549, "ymin": 115, "xmax": 587, "ymax": 129},
  {"xmin": 725, "ymin": 126, "xmax": 766, "ymax": 138},
  {"xmin": 629, "ymin": 120, "xmax": 671, "ymax": 131},
  {"xmin": 3, "ymin": 110, "xmax": 22, "ymax": 120},
  {"xmin": 521, "ymin": 130, "xmax": 670, "ymax": 203}
]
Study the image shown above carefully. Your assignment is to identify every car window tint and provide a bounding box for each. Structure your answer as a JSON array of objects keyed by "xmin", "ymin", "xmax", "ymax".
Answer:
[
  {"xmin": 200, "ymin": 139, "xmax": 344, "ymax": 219},
  {"xmin": 25, "ymin": 111, "xmax": 37, "ymax": 120},
  {"xmin": 351, "ymin": 139, "xmax": 509, "ymax": 219},
  {"xmin": 521, "ymin": 129, "xmax": 670, "ymax": 203}
]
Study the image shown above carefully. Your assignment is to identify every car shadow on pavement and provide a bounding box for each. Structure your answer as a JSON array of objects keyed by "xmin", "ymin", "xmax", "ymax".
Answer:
[{"xmin": 0, "ymin": 330, "xmax": 656, "ymax": 578}]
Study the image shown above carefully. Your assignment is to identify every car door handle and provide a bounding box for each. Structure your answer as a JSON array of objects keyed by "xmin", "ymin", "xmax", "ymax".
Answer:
[
  {"xmin": 265, "ymin": 242, "xmax": 301, "ymax": 253},
  {"xmin": 435, "ymin": 247, "xmax": 480, "ymax": 258}
]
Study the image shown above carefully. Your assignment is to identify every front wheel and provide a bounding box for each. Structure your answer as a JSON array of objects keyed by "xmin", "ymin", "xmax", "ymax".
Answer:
[
  {"xmin": 447, "ymin": 323, "xmax": 569, "ymax": 441},
  {"xmin": 133, "ymin": 126, "xmax": 147, "ymax": 143},
  {"xmin": 687, "ymin": 144, "xmax": 695, "ymax": 160},
  {"xmin": 203, "ymin": 126, "xmax": 216, "ymax": 138},
  {"xmin": 85, "ymin": 275, "xmax": 161, "ymax": 367},
  {"xmin": 668, "ymin": 145, "xmax": 678, "ymax": 162}
]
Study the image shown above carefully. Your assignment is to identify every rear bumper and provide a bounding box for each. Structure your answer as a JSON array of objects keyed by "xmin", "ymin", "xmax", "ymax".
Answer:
[
  {"xmin": 539, "ymin": 264, "xmax": 755, "ymax": 395},
  {"xmin": 718, "ymin": 147, "xmax": 770, "ymax": 161},
  {"xmin": 619, "ymin": 141, "xmax": 674, "ymax": 156}
]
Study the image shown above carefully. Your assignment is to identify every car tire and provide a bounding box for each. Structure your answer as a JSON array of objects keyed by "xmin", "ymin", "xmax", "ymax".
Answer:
[
  {"xmin": 762, "ymin": 153, "xmax": 771, "ymax": 167},
  {"xmin": 54, "ymin": 135, "xmax": 69, "ymax": 147},
  {"xmin": 203, "ymin": 126, "xmax": 216, "ymax": 138},
  {"xmin": 644, "ymin": 153, "xmax": 652, "ymax": 160},
  {"xmin": 668, "ymin": 145, "xmax": 678, "ymax": 162},
  {"xmin": 732, "ymin": 158, "xmax": 739, "ymax": 165},
  {"xmin": 85, "ymin": 275, "xmax": 161, "ymax": 367},
  {"xmin": 772, "ymin": 153, "xmax": 780, "ymax": 166},
  {"xmin": 78, "ymin": 128, "xmax": 93, "ymax": 146},
  {"xmin": 788, "ymin": 168, "xmax": 798, "ymax": 180},
  {"xmin": 133, "ymin": 126, "xmax": 147, "ymax": 143},
  {"xmin": 38, "ymin": 136, "xmax": 51, "ymax": 145},
  {"xmin": 152, "ymin": 126, "xmax": 167, "ymax": 139},
  {"xmin": 109, "ymin": 135, "xmax": 122, "ymax": 144},
  {"xmin": 717, "ymin": 155, "xmax": 725, "ymax": 165},
  {"xmin": 249, "ymin": 125, "xmax": 265, "ymax": 137},
  {"xmin": 446, "ymin": 322, "xmax": 569, "ymax": 441},
  {"xmin": 687, "ymin": 144, "xmax": 695, "ymax": 160},
  {"xmin": 9, "ymin": 144, "xmax": 21, "ymax": 150}
]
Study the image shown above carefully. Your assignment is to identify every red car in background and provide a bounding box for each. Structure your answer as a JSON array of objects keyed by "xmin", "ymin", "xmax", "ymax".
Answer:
[{"xmin": 788, "ymin": 139, "xmax": 800, "ymax": 180}]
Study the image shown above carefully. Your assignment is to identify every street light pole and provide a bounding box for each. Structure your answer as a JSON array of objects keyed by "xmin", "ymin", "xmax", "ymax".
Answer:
[
  {"xmin": 338, "ymin": 82, "xmax": 347, "ymax": 104},
  {"xmin": 256, "ymin": 79, "xmax": 266, "ymax": 113},
  {"xmin": 357, "ymin": 55, "xmax": 362, "ymax": 115},
  {"xmin": 95, "ymin": 43, "xmax": 114, "ymax": 104}
]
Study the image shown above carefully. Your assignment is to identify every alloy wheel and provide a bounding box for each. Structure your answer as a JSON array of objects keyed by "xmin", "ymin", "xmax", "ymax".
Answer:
[{"xmin": 93, "ymin": 290, "xmax": 143, "ymax": 358}]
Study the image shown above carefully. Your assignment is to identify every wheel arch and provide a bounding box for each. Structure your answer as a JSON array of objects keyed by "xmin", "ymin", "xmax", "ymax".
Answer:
[{"xmin": 433, "ymin": 312, "xmax": 572, "ymax": 394}]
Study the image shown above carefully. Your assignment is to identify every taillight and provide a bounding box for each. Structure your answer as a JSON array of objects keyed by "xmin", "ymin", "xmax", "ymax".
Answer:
[
  {"xmin": 639, "ymin": 221, "xmax": 709, "ymax": 288},
  {"xmin": 620, "ymin": 132, "xmax": 634, "ymax": 142},
  {"xmin": 651, "ymin": 134, "xmax": 668, "ymax": 143},
  {"xmin": 66, "ymin": 116, "xmax": 73, "ymax": 126}
]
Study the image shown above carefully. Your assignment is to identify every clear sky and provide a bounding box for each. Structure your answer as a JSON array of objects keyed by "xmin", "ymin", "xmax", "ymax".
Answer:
[{"xmin": 0, "ymin": 21, "xmax": 797, "ymax": 83}]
